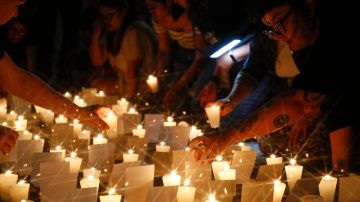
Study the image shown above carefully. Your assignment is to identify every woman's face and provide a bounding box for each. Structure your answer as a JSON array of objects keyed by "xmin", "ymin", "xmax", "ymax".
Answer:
[
  {"xmin": 261, "ymin": 4, "xmax": 318, "ymax": 51},
  {"xmin": 6, "ymin": 20, "xmax": 28, "ymax": 44},
  {"xmin": 0, "ymin": 0, "xmax": 25, "ymax": 25},
  {"xmin": 99, "ymin": 6, "xmax": 124, "ymax": 32}
]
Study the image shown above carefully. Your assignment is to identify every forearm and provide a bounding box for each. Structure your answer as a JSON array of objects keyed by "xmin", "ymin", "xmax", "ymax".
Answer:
[{"xmin": 90, "ymin": 35, "xmax": 106, "ymax": 66}]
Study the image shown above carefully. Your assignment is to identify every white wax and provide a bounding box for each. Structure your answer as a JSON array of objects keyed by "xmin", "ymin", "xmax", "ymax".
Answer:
[
  {"xmin": 0, "ymin": 172, "xmax": 18, "ymax": 201},
  {"xmin": 266, "ymin": 155, "xmax": 283, "ymax": 165},
  {"xmin": 273, "ymin": 181, "xmax": 286, "ymax": 202},
  {"xmin": 64, "ymin": 156, "xmax": 83, "ymax": 173},
  {"xmin": 189, "ymin": 126, "xmax": 202, "ymax": 141},
  {"xmin": 14, "ymin": 117, "xmax": 27, "ymax": 131},
  {"xmin": 18, "ymin": 130, "xmax": 33, "ymax": 140},
  {"xmin": 80, "ymin": 176, "xmax": 100, "ymax": 192},
  {"xmin": 78, "ymin": 130, "xmax": 91, "ymax": 142},
  {"xmin": 164, "ymin": 117, "xmax": 176, "ymax": 127},
  {"xmin": 205, "ymin": 104, "xmax": 220, "ymax": 128},
  {"xmin": 93, "ymin": 135, "xmax": 108, "ymax": 145},
  {"xmin": 10, "ymin": 181, "xmax": 30, "ymax": 202},
  {"xmin": 83, "ymin": 168, "xmax": 101, "ymax": 179},
  {"xmin": 0, "ymin": 107, "xmax": 6, "ymax": 120},
  {"xmin": 100, "ymin": 195, "xmax": 122, "ymax": 202},
  {"xmin": 101, "ymin": 112, "xmax": 117, "ymax": 139},
  {"xmin": 156, "ymin": 143, "xmax": 170, "ymax": 152},
  {"xmin": 285, "ymin": 164, "xmax": 303, "ymax": 191},
  {"xmin": 211, "ymin": 160, "xmax": 229, "ymax": 180},
  {"xmin": 41, "ymin": 110, "xmax": 55, "ymax": 124},
  {"xmin": 218, "ymin": 166, "xmax": 236, "ymax": 181},
  {"xmin": 162, "ymin": 172, "xmax": 181, "ymax": 186},
  {"xmin": 123, "ymin": 153, "xmax": 139, "ymax": 162},
  {"xmin": 72, "ymin": 122, "xmax": 83, "ymax": 137},
  {"xmin": 6, "ymin": 111, "xmax": 18, "ymax": 122},
  {"xmin": 177, "ymin": 186, "xmax": 196, "ymax": 202},
  {"xmin": 319, "ymin": 175, "xmax": 337, "ymax": 202},
  {"xmin": 132, "ymin": 125, "xmax": 145, "ymax": 138},
  {"xmin": 55, "ymin": 115, "xmax": 68, "ymax": 124},
  {"xmin": 49, "ymin": 148, "xmax": 66, "ymax": 160}
]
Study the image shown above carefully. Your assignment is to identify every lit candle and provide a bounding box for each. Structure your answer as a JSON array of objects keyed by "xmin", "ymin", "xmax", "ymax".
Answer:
[
  {"xmin": 266, "ymin": 154, "xmax": 283, "ymax": 165},
  {"xmin": 83, "ymin": 167, "xmax": 101, "ymax": 179},
  {"xmin": 93, "ymin": 134, "xmax": 108, "ymax": 145},
  {"xmin": 74, "ymin": 97, "xmax": 87, "ymax": 107},
  {"xmin": 205, "ymin": 104, "xmax": 220, "ymax": 128},
  {"xmin": 63, "ymin": 92, "xmax": 72, "ymax": 100},
  {"xmin": 123, "ymin": 149, "xmax": 139, "ymax": 162},
  {"xmin": 162, "ymin": 170, "xmax": 181, "ymax": 186},
  {"xmin": 55, "ymin": 114, "xmax": 68, "ymax": 124},
  {"xmin": 6, "ymin": 111, "xmax": 18, "ymax": 122},
  {"xmin": 132, "ymin": 125, "xmax": 145, "ymax": 138},
  {"xmin": 156, "ymin": 141, "xmax": 170, "ymax": 152},
  {"xmin": 211, "ymin": 155, "xmax": 229, "ymax": 180},
  {"xmin": 14, "ymin": 115, "xmax": 27, "ymax": 131},
  {"xmin": 238, "ymin": 142, "xmax": 251, "ymax": 151},
  {"xmin": 18, "ymin": 130, "xmax": 33, "ymax": 140},
  {"xmin": 64, "ymin": 152, "xmax": 83, "ymax": 173},
  {"xmin": 146, "ymin": 75, "xmax": 158, "ymax": 93},
  {"xmin": 319, "ymin": 175, "xmax": 337, "ymax": 202},
  {"xmin": 177, "ymin": 179, "xmax": 196, "ymax": 202},
  {"xmin": 127, "ymin": 107, "xmax": 138, "ymax": 114},
  {"xmin": 9, "ymin": 180, "xmax": 30, "ymax": 202},
  {"xmin": 97, "ymin": 90, "xmax": 106, "ymax": 97},
  {"xmin": 72, "ymin": 119, "xmax": 83, "ymax": 137},
  {"xmin": 33, "ymin": 134, "xmax": 41, "ymax": 140},
  {"xmin": 189, "ymin": 126, "xmax": 202, "ymax": 141},
  {"xmin": 42, "ymin": 110, "xmax": 55, "ymax": 125},
  {"xmin": 0, "ymin": 98, "xmax": 7, "ymax": 120},
  {"xmin": 273, "ymin": 180, "xmax": 286, "ymax": 202},
  {"xmin": 285, "ymin": 159, "xmax": 303, "ymax": 191},
  {"xmin": 0, "ymin": 170, "xmax": 18, "ymax": 201},
  {"xmin": 50, "ymin": 145, "xmax": 66, "ymax": 159},
  {"xmin": 80, "ymin": 175, "xmax": 100, "ymax": 193},
  {"xmin": 164, "ymin": 116, "xmax": 176, "ymax": 127},
  {"xmin": 100, "ymin": 188, "xmax": 122, "ymax": 202},
  {"xmin": 205, "ymin": 193, "xmax": 219, "ymax": 202},
  {"xmin": 101, "ymin": 111, "xmax": 117, "ymax": 139},
  {"xmin": 78, "ymin": 130, "xmax": 91, "ymax": 142},
  {"xmin": 112, "ymin": 98, "xmax": 129, "ymax": 116},
  {"xmin": 218, "ymin": 164, "xmax": 236, "ymax": 181}
]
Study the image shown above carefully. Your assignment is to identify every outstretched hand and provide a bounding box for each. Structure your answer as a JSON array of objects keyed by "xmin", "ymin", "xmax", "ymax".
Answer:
[
  {"xmin": 188, "ymin": 133, "xmax": 232, "ymax": 163},
  {"xmin": 0, "ymin": 126, "xmax": 19, "ymax": 155}
]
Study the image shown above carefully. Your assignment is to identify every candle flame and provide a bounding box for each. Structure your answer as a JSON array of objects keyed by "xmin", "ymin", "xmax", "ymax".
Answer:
[
  {"xmin": 224, "ymin": 164, "xmax": 230, "ymax": 171},
  {"xmin": 18, "ymin": 115, "xmax": 24, "ymax": 121},
  {"xmin": 215, "ymin": 155, "xmax": 223, "ymax": 161},
  {"xmin": 274, "ymin": 180, "xmax": 281, "ymax": 186},
  {"xmin": 70, "ymin": 152, "xmax": 77, "ymax": 158},
  {"xmin": 90, "ymin": 167, "xmax": 96, "ymax": 171},
  {"xmin": 109, "ymin": 188, "xmax": 116, "ymax": 195},
  {"xmin": 137, "ymin": 125, "xmax": 143, "ymax": 129},
  {"xmin": 238, "ymin": 142, "xmax": 245, "ymax": 147},
  {"xmin": 55, "ymin": 145, "xmax": 62, "ymax": 151},
  {"xmin": 97, "ymin": 134, "xmax": 103, "ymax": 139},
  {"xmin": 289, "ymin": 158, "xmax": 296, "ymax": 166},
  {"xmin": 167, "ymin": 116, "xmax": 173, "ymax": 123},
  {"xmin": 5, "ymin": 170, "xmax": 12, "ymax": 175},
  {"xmin": 34, "ymin": 135, "xmax": 40, "ymax": 140},
  {"xmin": 208, "ymin": 193, "xmax": 216, "ymax": 202},
  {"xmin": 324, "ymin": 175, "xmax": 332, "ymax": 180},
  {"xmin": 73, "ymin": 119, "xmax": 79, "ymax": 124},
  {"xmin": 129, "ymin": 108, "xmax": 136, "ymax": 114},
  {"xmin": 270, "ymin": 154, "xmax": 276, "ymax": 158},
  {"xmin": 98, "ymin": 90, "xmax": 105, "ymax": 96},
  {"xmin": 160, "ymin": 141, "xmax": 165, "ymax": 146},
  {"xmin": 128, "ymin": 149, "xmax": 134, "ymax": 154},
  {"xmin": 185, "ymin": 147, "xmax": 190, "ymax": 152},
  {"xmin": 170, "ymin": 170, "xmax": 177, "ymax": 176},
  {"xmin": 87, "ymin": 175, "xmax": 94, "ymax": 181},
  {"xmin": 64, "ymin": 92, "xmax": 71, "ymax": 97},
  {"xmin": 184, "ymin": 179, "xmax": 190, "ymax": 187},
  {"xmin": 18, "ymin": 180, "xmax": 26, "ymax": 184}
]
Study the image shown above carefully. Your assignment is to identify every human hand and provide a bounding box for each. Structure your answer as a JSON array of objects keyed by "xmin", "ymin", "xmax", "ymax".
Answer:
[
  {"xmin": 207, "ymin": 99, "xmax": 234, "ymax": 117},
  {"xmin": 0, "ymin": 126, "xmax": 19, "ymax": 155},
  {"xmin": 79, "ymin": 105, "xmax": 110, "ymax": 130},
  {"xmin": 188, "ymin": 133, "xmax": 231, "ymax": 163},
  {"xmin": 198, "ymin": 81, "xmax": 218, "ymax": 107}
]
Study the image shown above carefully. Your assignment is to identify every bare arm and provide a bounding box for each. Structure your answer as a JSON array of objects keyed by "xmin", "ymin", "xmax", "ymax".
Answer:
[{"xmin": 0, "ymin": 53, "xmax": 109, "ymax": 129}]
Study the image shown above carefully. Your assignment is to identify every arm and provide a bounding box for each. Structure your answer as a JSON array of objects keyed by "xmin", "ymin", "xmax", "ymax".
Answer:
[
  {"xmin": 0, "ymin": 52, "xmax": 109, "ymax": 129},
  {"xmin": 189, "ymin": 90, "xmax": 325, "ymax": 160}
]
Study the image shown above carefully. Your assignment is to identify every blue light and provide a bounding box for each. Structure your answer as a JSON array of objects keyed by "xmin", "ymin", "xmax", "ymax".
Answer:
[{"xmin": 210, "ymin": 39, "xmax": 241, "ymax": 58}]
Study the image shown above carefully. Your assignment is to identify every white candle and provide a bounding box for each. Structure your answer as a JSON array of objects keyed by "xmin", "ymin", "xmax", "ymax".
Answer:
[
  {"xmin": 74, "ymin": 97, "xmax": 87, "ymax": 107},
  {"xmin": 319, "ymin": 175, "xmax": 337, "ymax": 202},
  {"xmin": 80, "ymin": 175, "xmax": 100, "ymax": 192},
  {"xmin": 164, "ymin": 116, "xmax": 176, "ymax": 127},
  {"xmin": 78, "ymin": 130, "xmax": 91, "ymax": 142},
  {"xmin": 93, "ymin": 134, "xmax": 108, "ymax": 145},
  {"xmin": 0, "ymin": 106, "xmax": 6, "ymax": 120},
  {"xmin": 55, "ymin": 114, "xmax": 68, "ymax": 124},
  {"xmin": 100, "ymin": 188, "xmax": 122, "ymax": 202},
  {"xmin": 285, "ymin": 159, "xmax": 303, "ymax": 191},
  {"xmin": 83, "ymin": 167, "xmax": 101, "ymax": 179},
  {"xmin": 156, "ymin": 141, "xmax": 170, "ymax": 152},
  {"xmin": 112, "ymin": 98, "xmax": 129, "ymax": 116},
  {"xmin": 33, "ymin": 134, "xmax": 41, "ymax": 140},
  {"xmin": 42, "ymin": 110, "xmax": 55, "ymax": 124},
  {"xmin": 211, "ymin": 155, "xmax": 229, "ymax": 180},
  {"xmin": 6, "ymin": 111, "xmax": 18, "ymax": 122},
  {"xmin": 189, "ymin": 126, "xmax": 202, "ymax": 141},
  {"xmin": 0, "ymin": 171, "xmax": 18, "ymax": 201},
  {"xmin": 64, "ymin": 152, "xmax": 83, "ymax": 173},
  {"xmin": 177, "ymin": 179, "xmax": 196, "ymax": 202},
  {"xmin": 50, "ymin": 145, "xmax": 66, "ymax": 159},
  {"xmin": 273, "ymin": 180, "xmax": 286, "ymax": 202},
  {"xmin": 63, "ymin": 92, "xmax": 72, "ymax": 100},
  {"xmin": 146, "ymin": 75, "xmax": 158, "ymax": 93},
  {"xmin": 205, "ymin": 193, "xmax": 220, "ymax": 202},
  {"xmin": 205, "ymin": 104, "xmax": 220, "ymax": 128},
  {"xmin": 132, "ymin": 125, "xmax": 145, "ymax": 138},
  {"xmin": 266, "ymin": 154, "xmax": 283, "ymax": 165},
  {"xmin": 10, "ymin": 180, "xmax": 30, "ymax": 202},
  {"xmin": 218, "ymin": 164, "xmax": 236, "ymax": 181},
  {"xmin": 101, "ymin": 111, "xmax": 117, "ymax": 139},
  {"xmin": 162, "ymin": 170, "xmax": 181, "ymax": 186},
  {"xmin": 14, "ymin": 115, "xmax": 27, "ymax": 131},
  {"xmin": 123, "ymin": 149, "xmax": 139, "ymax": 162},
  {"xmin": 18, "ymin": 130, "xmax": 33, "ymax": 140},
  {"xmin": 97, "ymin": 90, "xmax": 106, "ymax": 97},
  {"xmin": 238, "ymin": 142, "xmax": 251, "ymax": 151},
  {"xmin": 72, "ymin": 119, "xmax": 83, "ymax": 137}
]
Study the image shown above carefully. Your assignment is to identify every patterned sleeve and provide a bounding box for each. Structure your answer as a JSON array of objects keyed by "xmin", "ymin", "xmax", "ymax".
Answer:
[{"xmin": 0, "ymin": 48, "xmax": 4, "ymax": 60}]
